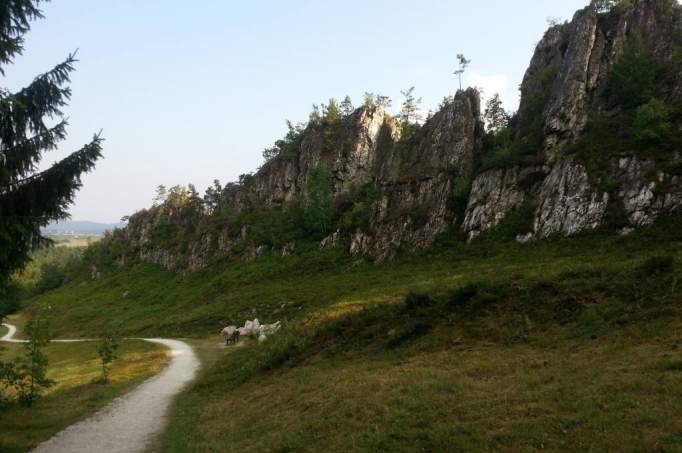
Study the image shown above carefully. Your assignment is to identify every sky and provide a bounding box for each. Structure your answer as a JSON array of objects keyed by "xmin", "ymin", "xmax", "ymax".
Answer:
[{"xmin": 5, "ymin": 0, "xmax": 591, "ymax": 223}]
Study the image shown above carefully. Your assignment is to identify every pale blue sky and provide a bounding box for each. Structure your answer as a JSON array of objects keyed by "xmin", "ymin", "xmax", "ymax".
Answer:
[{"xmin": 6, "ymin": 0, "xmax": 590, "ymax": 222}]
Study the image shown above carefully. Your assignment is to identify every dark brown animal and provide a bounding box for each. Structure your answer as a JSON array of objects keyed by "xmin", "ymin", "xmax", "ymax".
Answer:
[{"xmin": 226, "ymin": 330, "xmax": 240, "ymax": 345}]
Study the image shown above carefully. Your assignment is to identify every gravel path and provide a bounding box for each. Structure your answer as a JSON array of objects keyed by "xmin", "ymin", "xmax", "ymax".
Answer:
[{"xmin": 1, "ymin": 323, "xmax": 200, "ymax": 453}]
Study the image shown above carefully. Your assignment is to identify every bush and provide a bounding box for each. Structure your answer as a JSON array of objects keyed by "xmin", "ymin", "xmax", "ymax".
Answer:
[
  {"xmin": 15, "ymin": 317, "xmax": 54, "ymax": 407},
  {"xmin": 483, "ymin": 204, "xmax": 535, "ymax": 241},
  {"xmin": 633, "ymin": 99, "xmax": 672, "ymax": 145},
  {"xmin": 635, "ymin": 255, "xmax": 676, "ymax": 277},
  {"xmin": 404, "ymin": 291, "xmax": 437, "ymax": 311},
  {"xmin": 606, "ymin": 37, "xmax": 658, "ymax": 109},
  {"xmin": 447, "ymin": 283, "xmax": 480, "ymax": 306}
]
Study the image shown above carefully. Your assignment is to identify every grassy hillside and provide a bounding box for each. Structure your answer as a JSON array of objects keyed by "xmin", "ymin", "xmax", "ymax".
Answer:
[
  {"xmin": 23, "ymin": 215, "xmax": 682, "ymax": 338},
  {"xmin": 23, "ymin": 215, "xmax": 682, "ymax": 451}
]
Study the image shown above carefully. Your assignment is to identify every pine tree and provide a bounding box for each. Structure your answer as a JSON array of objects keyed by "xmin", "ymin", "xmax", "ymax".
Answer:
[
  {"xmin": 340, "ymin": 95, "xmax": 354, "ymax": 116},
  {"xmin": 322, "ymin": 98, "xmax": 340, "ymax": 125},
  {"xmin": 453, "ymin": 54, "xmax": 471, "ymax": 90},
  {"xmin": 0, "ymin": 0, "xmax": 103, "ymax": 293},
  {"xmin": 398, "ymin": 87, "xmax": 423, "ymax": 126}
]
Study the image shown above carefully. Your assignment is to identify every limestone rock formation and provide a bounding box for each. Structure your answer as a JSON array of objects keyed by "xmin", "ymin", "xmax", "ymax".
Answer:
[{"xmin": 104, "ymin": 0, "xmax": 682, "ymax": 271}]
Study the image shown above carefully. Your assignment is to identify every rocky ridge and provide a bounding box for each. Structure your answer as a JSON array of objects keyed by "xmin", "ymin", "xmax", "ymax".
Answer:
[{"xmin": 114, "ymin": 0, "xmax": 682, "ymax": 271}]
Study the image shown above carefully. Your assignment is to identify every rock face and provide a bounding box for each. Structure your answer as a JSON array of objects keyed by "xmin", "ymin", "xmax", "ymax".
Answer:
[
  {"xmin": 463, "ymin": 0, "xmax": 682, "ymax": 241},
  {"xmin": 534, "ymin": 161, "xmax": 610, "ymax": 238},
  {"xmin": 111, "ymin": 0, "xmax": 682, "ymax": 271}
]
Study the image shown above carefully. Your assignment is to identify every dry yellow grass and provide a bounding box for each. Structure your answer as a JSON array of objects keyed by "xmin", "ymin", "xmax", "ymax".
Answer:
[{"xmin": 0, "ymin": 338, "xmax": 169, "ymax": 452}]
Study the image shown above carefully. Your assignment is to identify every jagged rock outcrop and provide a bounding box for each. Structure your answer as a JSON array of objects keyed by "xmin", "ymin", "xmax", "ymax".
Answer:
[
  {"xmin": 534, "ymin": 161, "xmax": 610, "ymax": 237},
  {"xmin": 351, "ymin": 89, "xmax": 483, "ymax": 259},
  {"xmin": 462, "ymin": 167, "xmax": 536, "ymax": 240},
  {"xmin": 108, "ymin": 0, "xmax": 682, "ymax": 271},
  {"xmin": 543, "ymin": 0, "xmax": 682, "ymax": 159},
  {"xmin": 614, "ymin": 154, "xmax": 682, "ymax": 226},
  {"xmin": 236, "ymin": 106, "xmax": 400, "ymax": 208},
  {"xmin": 463, "ymin": 0, "xmax": 682, "ymax": 240}
]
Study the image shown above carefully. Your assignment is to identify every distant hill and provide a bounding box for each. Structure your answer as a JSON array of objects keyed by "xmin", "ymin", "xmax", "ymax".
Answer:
[{"xmin": 43, "ymin": 220, "xmax": 124, "ymax": 236}]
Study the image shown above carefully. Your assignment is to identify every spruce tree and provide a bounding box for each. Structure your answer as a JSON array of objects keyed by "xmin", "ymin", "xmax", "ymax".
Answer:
[{"xmin": 0, "ymin": 0, "xmax": 103, "ymax": 293}]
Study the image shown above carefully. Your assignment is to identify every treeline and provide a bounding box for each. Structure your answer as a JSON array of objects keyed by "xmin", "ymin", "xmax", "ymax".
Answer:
[{"xmin": 1, "ymin": 247, "xmax": 84, "ymax": 319}]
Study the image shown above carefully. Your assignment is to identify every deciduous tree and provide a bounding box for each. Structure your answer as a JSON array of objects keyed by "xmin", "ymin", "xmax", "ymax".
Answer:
[{"xmin": 484, "ymin": 93, "xmax": 510, "ymax": 133}]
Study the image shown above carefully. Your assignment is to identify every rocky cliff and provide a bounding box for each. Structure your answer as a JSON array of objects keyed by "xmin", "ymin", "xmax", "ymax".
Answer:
[
  {"xmin": 463, "ymin": 0, "xmax": 682, "ymax": 240},
  {"xmin": 108, "ymin": 0, "xmax": 682, "ymax": 271}
]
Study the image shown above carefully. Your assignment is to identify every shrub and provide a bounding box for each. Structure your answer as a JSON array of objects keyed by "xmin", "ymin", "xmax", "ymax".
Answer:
[
  {"xmin": 633, "ymin": 99, "xmax": 672, "ymax": 145},
  {"xmin": 450, "ymin": 176, "xmax": 472, "ymax": 220},
  {"xmin": 385, "ymin": 322, "xmax": 433, "ymax": 349},
  {"xmin": 447, "ymin": 283, "xmax": 480, "ymax": 306},
  {"xmin": 635, "ymin": 255, "xmax": 676, "ymax": 277},
  {"xmin": 15, "ymin": 317, "xmax": 54, "ymax": 407},
  {"xmin": 404, "ymin": 291, "xmax": 437, "ymax": 311},
  {"xmin": 97, "ymin": 330, "xmax": 122, "ymax": 383},
  {"xmin": 606, "ymin": 37, "xmax": 658, "ymax": 109},
  {"xmin": 483, "ymin": 204, "xmax": 535, "ymax": 241}
]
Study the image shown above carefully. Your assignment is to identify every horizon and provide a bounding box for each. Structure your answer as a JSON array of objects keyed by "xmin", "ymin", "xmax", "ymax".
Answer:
[{"xmin": 6, "ymin": 0, "xmax": 591, "ymax": 223}]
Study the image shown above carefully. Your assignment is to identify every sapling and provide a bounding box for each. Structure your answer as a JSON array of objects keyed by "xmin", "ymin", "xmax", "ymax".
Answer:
[
  {"xmin": 97, "ymin": 330, "xmax": 122, "ymax": 383},
  {"xmin": 17, "ymin": 317, "xmax": 54, "ymax": 406}
]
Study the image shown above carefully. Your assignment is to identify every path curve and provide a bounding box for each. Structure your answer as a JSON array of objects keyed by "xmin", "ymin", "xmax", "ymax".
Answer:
[{"xmin": 1, "ymin": 323, "xmax": 200, "ymax": 453}]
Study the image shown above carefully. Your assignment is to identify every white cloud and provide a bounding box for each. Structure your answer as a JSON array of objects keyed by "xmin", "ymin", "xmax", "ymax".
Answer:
[{"xmin": 464, "ymin": 72, "xmax": 519, "ymax": 113}]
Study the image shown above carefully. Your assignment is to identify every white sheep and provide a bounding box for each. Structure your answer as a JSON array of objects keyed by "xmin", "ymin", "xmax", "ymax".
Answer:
[
  {"xmin": 221, "ymin": 326, "xmax": 237, "ymax": 337},
  {"xmin": 224, "ymin": 319, "xmax": 282, "ymax": 342}
]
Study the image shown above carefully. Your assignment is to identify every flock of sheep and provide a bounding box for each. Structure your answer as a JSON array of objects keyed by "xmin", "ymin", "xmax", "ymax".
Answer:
[{"xmin": 221, "ymin": 319, "xmax": 281, "ymax": 344}]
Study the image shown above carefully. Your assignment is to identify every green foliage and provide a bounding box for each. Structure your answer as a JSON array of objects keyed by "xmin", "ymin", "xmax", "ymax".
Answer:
[
  {"xmin": 480, "ymin": 63, "xmax": 558, "ymax": 172},
  {"xmin": 674, "ymin": 12, "xmax": 682, "ymax": 46},
  {"xmin": 404, "ymin": 291, "xmax": 437, "ymax": 311},
  {"xmin": 82, "ymin": 228, "xmax": 129, "ymax": 267},
  {"xmin": 363, "ymin": 93, "xmax": 392, "ymax": 109},
  {"xmin": 633, "ymin": 98, "xmax": 672, "ymax": 145},
  {"xmin": 9, "ymin": 245, "xmax": 83, "ymax": 302},
  {"xmin": 567, "ymin": 97, "xmax": 682, "ymax": 189},
  {"xmin": 97, "ymin": 330, "xmax": 122, "ymax": 383},
  {"xmin": 453, "ymin": 53, "xmax": 471, "ymax": 90},
  {"xmin": 483, "ymin": 93, "xmax": 510, "ymax": 133},
  {"xmin": 635, "ymin": 255, "xmax": 675, "ymax": 277},
  {"xmin": 606, "ymin": 37, "xmax": 658, "ymax": 109},
  {"xmin": 157, "ymin": 225, "xmax": 682, "ymax": 452},
  {"xmin": 517, "ymin": 62, "xmax": 560, "ymax": 139},
  {"xmin": 332, "ymin": 183, "xmax": 381, "ymax": 233},
  {"xmin": 450, "ymin": 175, "xmax": 473, "ymax": 224},
  {"xmin": 0, "ymin": 291, "xmax": 21, "ymax": 323},
  {"xmin": 340, "ymin": 96, "xmax": 354, "ymax": 116},
  {"xmin": 593, "ymin": 0, "xmax": 633, "ymax": 14},
  {"xmin": 397, "ymin": 87, "xmax": 423, "ymax": 128},
  {"xmin": 8, "ymin": 317, "xmax": 54, "ymax": 407},
  {"xmin": 262, "ymin": 121, "xmax": 306, "ymax": 163},
  {"xmin": 0, "ymin": 2, "xmax": 103, "ymax": 293},
  {"xmin": 481, "ymin": 204, "xmax": 535, "ymax": 242},
  {"xmin": 302, "ymin": 167, "xmax": 334, "ymax": 237},
  {"xmin": 479, "ymin": 137, "xmax": 540, "ymax": 172},
  {"xmin": 203, "ymin": 180, "xmax": 223, "ymax": 215},
  {"xmin": 150, "ymin": 215, "xmax": 178, "ymax": 248},
  {"xmin": 322, "ymin": 99, "xmax": 341, "ymax": 126}
]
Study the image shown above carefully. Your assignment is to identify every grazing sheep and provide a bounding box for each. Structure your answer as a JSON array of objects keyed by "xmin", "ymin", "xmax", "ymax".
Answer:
[
  {"xmin": 223, "ymin": 319, "xmax": 282, "ymax": 343},
  {"xmin": 221, "ymin": 326, "xmax": 241, "ymax": 345},
  {"xmin": 221, "ymin": 326, "xmax": 237, "ymax": 337}
]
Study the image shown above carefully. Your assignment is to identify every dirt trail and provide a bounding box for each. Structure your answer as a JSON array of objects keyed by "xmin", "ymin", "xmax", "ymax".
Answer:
[{"xmin": 1, "ymin": 323, "xmax": 200, "ymax": 453}]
